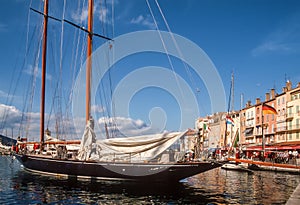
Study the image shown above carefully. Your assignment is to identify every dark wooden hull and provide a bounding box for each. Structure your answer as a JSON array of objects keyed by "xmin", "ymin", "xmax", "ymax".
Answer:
[{"xmin": 15, "ymin": 154, "xmax": 223, "ymax": 182}]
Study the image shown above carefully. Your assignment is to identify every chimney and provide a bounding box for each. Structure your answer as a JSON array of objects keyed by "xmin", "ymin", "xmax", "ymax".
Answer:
[
  {"xmin": 246, "ymin": 100, "xmax": 251, "ymax": 107},
  {"xmin": 271, "ymin": 89, "xmax": 275, "ymax": 99},
  {"xmin": 297, "ymin": 82, "xmax": 300, "ymax": 88},
  {"xmin": 265, "ymin": 92, "xmax": 270, "ymax": 101},
  {"xmin": 286, "ymin": 80, "xmax": 292, "ymax": 91},
  {"xmin": 255, "ymin": 98, "xmax": 261, "ymax": 105},
  {"xmin": 283, "ymin": 87, "xmax": 287, "ymax": 93}
]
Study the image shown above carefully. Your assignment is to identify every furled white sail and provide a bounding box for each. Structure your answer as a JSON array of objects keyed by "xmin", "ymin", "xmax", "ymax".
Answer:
[{"xmin": 77, "ymin": 120, "xmax": 187, "ymax": 162}]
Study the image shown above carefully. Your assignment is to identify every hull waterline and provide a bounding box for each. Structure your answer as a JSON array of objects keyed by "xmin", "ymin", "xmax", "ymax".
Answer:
[{"xmin": 15, "ymin": 154, "xmax": 223, "ymax": 182}]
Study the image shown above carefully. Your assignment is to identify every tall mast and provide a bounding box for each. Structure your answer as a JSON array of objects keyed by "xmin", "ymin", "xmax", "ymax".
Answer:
[
  {"xmin": 40, "ymin": 0, "xmax": 49, "ymax": 146},
  {"xmin": 231, "ymin": 72, "xmax": 234, "ymax": 112},
  {"xmin": 86, "ymin": 0, "xmax": 93, "ymax": 123}
]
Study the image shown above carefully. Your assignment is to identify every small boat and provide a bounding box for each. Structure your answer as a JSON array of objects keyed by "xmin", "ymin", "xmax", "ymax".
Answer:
[{"xmin": 221, "ymin": 161, "xmax": 253, "ymax": 173}]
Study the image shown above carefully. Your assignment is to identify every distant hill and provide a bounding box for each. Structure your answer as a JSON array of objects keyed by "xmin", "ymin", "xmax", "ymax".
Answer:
[{"xmin": 0, "ymin": 135, "xmax": 17, "ymax": 146}]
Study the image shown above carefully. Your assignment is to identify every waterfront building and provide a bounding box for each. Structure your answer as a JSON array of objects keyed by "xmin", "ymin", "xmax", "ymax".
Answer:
[
  {"xmin": 194, "ymin": 111, "xmax": 240, "ymax": 151},
  {"xmin": 254, "ymin": 90, "xmax": 277, "ymax": 146},
  {"xmin": 276, "ymin": 91, "xmax": 287, "ymax": 142},
  {"xmin": 206, "ymin": 112, "xmax": 225, "ymax": 149},
  {"xmin": 194, "ymin": 80, "xmax": 300, "ymax": 152},
  {"xmin": 239, "ymin": 107, "xmax": 247, "ymax": 145},
  {"xmin": 286, "ymin": 82, "xmax": 300, "ymax": 142},
  {"xmin": 244, "ymin": 102, "xmax": 256, "ymax": 144}
]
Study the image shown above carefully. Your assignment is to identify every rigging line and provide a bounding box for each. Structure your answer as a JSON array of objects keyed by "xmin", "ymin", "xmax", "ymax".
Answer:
[
  {"xmin": 154, "ymin": 0, "xmax": 201, "ymax": 108},
  {"xmin": 0, "ymin": 1, "xmax": 35, "ymax": 133},
  {"xmin": 112, "ymin": 0, "xmax": 115, "ymax": 38},
  {"xmin": 63, "ymin": 19, "xmax": 112, "ymax": 41},
  {"xmin": 227, "ymin": 74, "xmax": 232, "ymax": 113},
  {"xmin": 25, "ymin": 0, "xmax": 33, "ymax": 66},
  {"xmin": 101, "ymin": 0, "xmax": 114, "ymax": 110},
  {"xmin": 18, "ymin": 25, "xmax": 42, "ymax": 137},
  {"xmin": 98, "ymin": 0, "xmax": 111, "ymax": 122},
  {"xmin": 100, "ymin": 0, "xmax": 106, "ymax": 37},
  {"xmin": 47, "ymin": 28, "xmax": 61, "ymax": 132},
  {"xmin": 30, "ymin": 7, "xmax": 61, "ymax": 22},
  {"xmin": 108, "ymin": 0, "xmax": 118, "ymax": 137},
  {"xmin": 154, "ymin": 0, "xmax": 208, "ymax": 116},
  {"xmin": 145, "ymin": 0, "xmax": 186, "ymax": 102},
  {"xmin": 25, "ymin": 28, "xmax": 44, "ymax": 139},
  {"xmin": 59, "ymin": 0, "xmax": 67, "ymax": 138},
  {"xmin": 67, "ymin": 1, "xmax": 87, "ymax": 138},
  {"xmin": 18, "ymin": 20, "xmax": 43, "ymax": 137},
  {"xmin": 67, "ymin": 28, "xmax": 81, "ymax": 128}
]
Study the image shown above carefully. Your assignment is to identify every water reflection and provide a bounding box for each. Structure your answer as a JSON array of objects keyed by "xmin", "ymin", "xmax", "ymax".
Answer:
[
  {"xmin": 1, "ymin": 156, "xmax": 300, "ymax": 204},
  {"xmin": 188, "ymin": 169, "xmax": 300, "ymax": 204}
]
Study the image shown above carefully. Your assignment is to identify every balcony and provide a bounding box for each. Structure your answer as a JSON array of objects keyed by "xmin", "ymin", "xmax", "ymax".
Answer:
[
  {"xmin": 246, "ymin": 117, "xmax": 254, "ymax": 121},
  {"xmin": 275, "ymin": 126, "xmax": 287, "ymax": 133},
  {"xmin": 286, "ymin": 124, "xmax": 300, "ymax": 132},
  {"xmin": 286, "ymin": 113, "xmax": 294, "ymax": 120}
]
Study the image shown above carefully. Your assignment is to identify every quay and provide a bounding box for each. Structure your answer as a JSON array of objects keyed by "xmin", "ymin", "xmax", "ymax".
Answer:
[{"xmin": 286, "ymin": 182, "xmax": 300, "ymax": 205}]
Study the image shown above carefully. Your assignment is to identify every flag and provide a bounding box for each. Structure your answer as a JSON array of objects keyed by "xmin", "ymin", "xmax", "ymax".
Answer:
[
  {"xmin": 233, "ymin": 132, "xmax": 239, "ymax": 147},
  {"xmin": 207, "ymin": 126, "xmax": 211, "ymax": 133},
  {"xmin": 203, "ymin": 123, "xmax": 211, "ymax": 133},
  {"xmin": 226, "ymin": 116, "xmax": 234, "ymax": 126},
  {"xmin": 262, "ymin": 104, "xmax": 277, "ymax": 115}
]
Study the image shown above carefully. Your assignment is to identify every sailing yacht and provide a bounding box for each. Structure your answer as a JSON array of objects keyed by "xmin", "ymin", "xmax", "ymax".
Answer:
[{"xmin": 14, "ymin": 0, "xmax": 224, "ymax": 182}]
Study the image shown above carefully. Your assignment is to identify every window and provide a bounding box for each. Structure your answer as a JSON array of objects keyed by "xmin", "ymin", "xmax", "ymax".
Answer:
[
  {"xmin": 288, "ymin": 107, "xmax": 293, "ymax": 115},
  {"xmin": 296, "ymin": 132, "xmax": 300, "ymax": 140},
  {"xmin": 282, "ymin": 97, "xmax": 285, "ymax": 104},
  {"xmin": 296, "ymin": 119, "xmax": 300, "ymax": 129},
  {"xmin": 278, "ymin": 98, "xmax": 280, "ymax": 105},
  {"xmin": 288, "ymin": 121, "xmax": 292, "ymax": 129},
  {"xmin": 289, "ymin": 133, "xmax": 292, "ymax": 140},
  {"xmin": 296, "ymin": 105, "xmax": 299, "ymax": 113}
]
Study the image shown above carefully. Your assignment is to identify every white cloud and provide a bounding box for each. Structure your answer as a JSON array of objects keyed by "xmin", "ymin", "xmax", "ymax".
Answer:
[
  {"xmin": 0, "ymin": 90, "xmax": 8, "ymax": 98},
  {"xmin": 98, "ymin": 7, "xmax": 110, "ymax": 24},
  {"xmin": 91, "ymin": 105, "xmax": 105, "ymax": 113},
  {"xmin": 251, "ymin": 13, "xmax": 300, "ymax": 56},
  {"xmin": 71, "ymin": 7, "xmax": 89, "ymax": 24},
  {"xmin": 0, "ymin": 103, "xmax": 159, "ymax": 141},
  {"xmin": 0, "ymin": 23, "xmax": 8, "ymax": 32},
  {"xmin": 97, "ymin": 116, "xmax": 159, "ymax": 138},
  {"xmin": 0, "ymin": 103, "xmax": 78, "ymax": 141},
  {"xmin": 71, "ymin": 2, "xmax": 116, "ymax": 25},
  {"xmin": 23, "ymin": 64, "xmax": 52, "ymax": 81},
  {"xmin": 252, "ymin": 41, "xmax": 294, "ymax": 57},
  {"xmin": 130, "ymin": 14, "xmax": 156, "ymax": 29}
]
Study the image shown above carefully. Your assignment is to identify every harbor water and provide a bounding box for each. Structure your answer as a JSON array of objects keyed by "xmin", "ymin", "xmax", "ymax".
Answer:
[{"xmin": 1, "ymin": 155, "xmax": 300, "ymax": 204}]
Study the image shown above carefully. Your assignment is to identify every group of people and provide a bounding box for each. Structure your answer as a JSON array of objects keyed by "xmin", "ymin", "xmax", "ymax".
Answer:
[{"xmin": 249, "ymin": 150, "xmax": 299, "ymax": 164}]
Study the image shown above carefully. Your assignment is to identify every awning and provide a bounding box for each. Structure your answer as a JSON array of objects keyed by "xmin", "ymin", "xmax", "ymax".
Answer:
[
  {"xmin": 245, "ymin": 145, "xmax": 300, "ymax": 151},
  {"xmin": 244, "ymin": 128, "xmax": 253, "ymax": 136}
]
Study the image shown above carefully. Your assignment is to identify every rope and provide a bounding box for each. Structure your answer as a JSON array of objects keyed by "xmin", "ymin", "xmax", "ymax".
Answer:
[
  {"xmin": 153, "ymin": 0, "xmax": 206, "ymax": 114},
  {"xmin": 145, "ymin": 0, "xmax": 186, "ymax": 105}
]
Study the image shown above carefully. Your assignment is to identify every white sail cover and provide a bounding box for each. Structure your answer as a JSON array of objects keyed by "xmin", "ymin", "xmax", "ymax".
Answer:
[{"xmin": 77, "ymin": 120, "xmax": 187, "ymax": 162}]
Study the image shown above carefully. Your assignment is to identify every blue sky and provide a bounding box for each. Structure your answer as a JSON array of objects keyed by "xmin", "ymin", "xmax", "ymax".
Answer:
[{"xmin": 0, "ymin": 0, "xmax": 300, "ymax": 139}]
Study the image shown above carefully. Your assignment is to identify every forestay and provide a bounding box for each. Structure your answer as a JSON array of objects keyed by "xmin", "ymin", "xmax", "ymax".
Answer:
[{"xmin": 77, "ymin": 119, "xmax": 187, "ymax": 162}]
